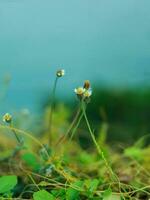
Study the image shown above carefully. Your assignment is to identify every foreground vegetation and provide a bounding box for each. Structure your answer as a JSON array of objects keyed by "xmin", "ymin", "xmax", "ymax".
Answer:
[{"xmin": 0, "ymin": 70, "xmax": 150, "ymax": 200}]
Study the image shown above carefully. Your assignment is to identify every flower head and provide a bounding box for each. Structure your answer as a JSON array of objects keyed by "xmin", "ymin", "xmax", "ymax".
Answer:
[
  {"xmin": 56, "ymin": 69, "xmax": 65, "ymax": 77},
  {"xmin": 74, "ymin": 80, "xmax": 92, "ymax": 102},
  {"xmin": 74, "ymin": 87, "xmax": 85, "ymax": 95},
  {"xmin": 3, "ymin": 113, "xmax": 12, "ymax": 123},
  {"xmin": 83, "ymin": 89, "xmax": 92, "ymax": 98},
  {"xmin": 74, "ymin": 87, "xmax": 86, "ymax": 99}
]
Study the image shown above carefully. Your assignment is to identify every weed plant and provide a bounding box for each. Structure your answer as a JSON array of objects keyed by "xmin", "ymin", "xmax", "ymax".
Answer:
[{"xmin": 0, "ymin": 70, "xmax": 150, "ymax": 200}]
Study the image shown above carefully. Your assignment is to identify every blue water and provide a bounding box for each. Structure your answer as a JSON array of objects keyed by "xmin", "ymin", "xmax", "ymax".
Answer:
[{"xmin": 0, "ymin": 0, "xmax": 150, "ymax": 112}]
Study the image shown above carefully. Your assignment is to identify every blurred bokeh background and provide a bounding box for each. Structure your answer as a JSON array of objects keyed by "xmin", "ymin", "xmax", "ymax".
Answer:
[{"xmin": 0, "ymin": 0, "xmax": 150, "ymax": 143}]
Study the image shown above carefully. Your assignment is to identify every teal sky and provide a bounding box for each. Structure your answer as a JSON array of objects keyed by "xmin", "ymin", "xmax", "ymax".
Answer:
[{"xmin": 0, "ymin": 0, "xmax": 150, "ymax": 111}]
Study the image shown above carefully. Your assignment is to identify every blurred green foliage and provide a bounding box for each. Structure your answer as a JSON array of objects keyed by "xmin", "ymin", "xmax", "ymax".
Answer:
[{"xmin": 74, "ymin": 87, "xmax": 150, "ymax": 144}]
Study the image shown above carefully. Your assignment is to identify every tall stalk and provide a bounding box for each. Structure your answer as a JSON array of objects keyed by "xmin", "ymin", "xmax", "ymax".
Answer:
[
  {"xmin": 48, "ymin": 76, "xmax": 58, "ymax": 145},
  {"xmin": 48, "ymin": 69, "xmax": 65, "ymax": 146},
  {"xmin": 69, "ymin": 103, "xmax": 86, "ymax": 140},
  {"xmin": 10, "ymin": 122, "xmax": 22, "ymax": 145},
  {"xmin": 81, "ymin": 101, "xmax": 118, "ymax": 182}
]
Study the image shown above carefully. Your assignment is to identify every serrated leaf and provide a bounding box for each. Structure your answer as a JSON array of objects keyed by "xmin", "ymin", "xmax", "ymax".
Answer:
[
  {"xmin": 0, "ymin": 175, "xmax": 17, "ymax": 194},
  {"xmin": 33, "ymin": 190, "xmax": 55, "ymax": 200}
]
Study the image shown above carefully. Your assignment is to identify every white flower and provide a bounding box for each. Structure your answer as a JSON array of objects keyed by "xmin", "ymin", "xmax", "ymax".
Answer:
[
  {"xmin": 74, "ymin": 87, "xmax": 85, "ymax": 95},
  {"xmin": 56, "ymin": 69, "xmax": 65, "ymax": 77},
  {"xmin": 74, "ymin": 80, "xmax": 92, "ymax": 101},
  {"xmin": 83, "ymin": 89, "xmax": 92, "ymax": 98},
  {"xmin": 3, "ymin": 113, "xmax": 12, "ymax": 123}
]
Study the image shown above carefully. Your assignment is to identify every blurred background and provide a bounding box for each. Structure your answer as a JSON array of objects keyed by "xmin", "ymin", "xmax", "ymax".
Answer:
[{"xmin": 0, "ymin": 0, "xmax": 150, "ymax": 143}]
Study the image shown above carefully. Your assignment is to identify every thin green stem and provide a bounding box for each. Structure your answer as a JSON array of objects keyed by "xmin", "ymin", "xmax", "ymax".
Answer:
[
  {"xmin": 28, "ymin": 173, "xmax": 40, "ymax": 191},
  {"xmin": 49, "ymin": 76, "xmax": 58, "ymax": 145},
  {"xmin": 69, "ymin": 111, "xmax": 84, "ymax": 141},
  {"xmin": 81, "ymin": 101, "xmax": 117, "ymax": 182},
  {"xmin": 10, "ymin": 122, "xmax": 22, "ymax": 145},
  {"xmin": 69, "ymin": 101, "xmax": 87, "ymax": 140},
  {"xmin": 55, "ymin": 104, "xmax": 81, "ymax": 146}
]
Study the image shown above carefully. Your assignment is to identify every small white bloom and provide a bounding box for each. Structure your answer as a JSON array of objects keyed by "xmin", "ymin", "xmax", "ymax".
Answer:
[
  {"xmin": 3, "ymin": 113, "xmax": 12, "ymax": 123},
  {"xmin": 74, "ymin": 87, "xmax": 85, "ymax": 95},
  {"xmin": 56, "ymin": 69, "xmax": 65, "ymax": 77},
  {"xmin": 74, "ymin": 80, "xmax": 92, "ymax": 101},
  {"xmin": 83, "ymin": 89, "xmax": 92, "ymax": 98}
]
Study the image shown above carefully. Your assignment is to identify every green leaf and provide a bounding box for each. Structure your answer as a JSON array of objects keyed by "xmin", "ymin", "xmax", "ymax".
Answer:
[
  {"xmin": 124, "ymin": 147, "xmax": 143, "ymax": 161},
  {"xmin": 85, "ymin": 179, "xmax": 99, "ymax": 197},
  {"xmin": 79, "ymin": 152, "xmax": 94, "ymax": 164},
  {"xmin": 33, "ymin": 190, "xmax": 55, "ymax": 200},
  {"xmin": 66, "ymin": 180, "xmax": 83, "ymax": 200},
  {"xmin": 0, "ymin": 175, "xmax": 17, "ymax": 194},
  {"xmin": 21, "ymin": 152, "xmax": 41, "ymax": 171},
  {"xmin": 102, "ymin": 189, "xmax": 121, "ymax": 200},
  {"xmin": 51, "ymin": 189, "xmax": 66, "ymax": 198},
  {"xmin": 88, "ymin": 179, "xmax": 99, "ymax": 193},
  {"xmin": 103, "ymin": 188, "xmax": 112, "ymax": 200}
]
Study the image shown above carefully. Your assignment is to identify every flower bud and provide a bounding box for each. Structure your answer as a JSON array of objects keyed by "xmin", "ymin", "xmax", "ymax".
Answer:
[
  {"xmin": 83, "ymin": 80, "xmax": 90, "ymax": 90},
  {"xmin": 3, "ymin": 113, "xmax": 12, "ymax": 123},
  {"xmin": 56, "ymin": 69, "xmax": 65, "ymax": 77}
]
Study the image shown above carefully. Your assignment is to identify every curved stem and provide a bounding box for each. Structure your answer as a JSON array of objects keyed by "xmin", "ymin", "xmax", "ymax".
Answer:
[
  {"xmin": 81, "ymin": 102, "xmax": 117, "ymax": 182},
  {"xmin": 55, "ymin": 104, "xmax": 81, "ymax": 146},
  {"xmin": 69, "ymin": 111, "xmax": 84, "ymax": 141}
]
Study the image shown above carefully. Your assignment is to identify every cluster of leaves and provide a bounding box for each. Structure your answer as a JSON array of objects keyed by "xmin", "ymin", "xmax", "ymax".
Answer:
[{"xmin": 0, "ymin": 175, "xmax": 115, "ymax": 200}]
